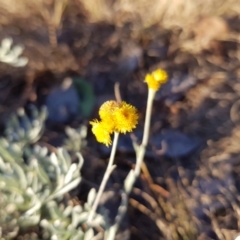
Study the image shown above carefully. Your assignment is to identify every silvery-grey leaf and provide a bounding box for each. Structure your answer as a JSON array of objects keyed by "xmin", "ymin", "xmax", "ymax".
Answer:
[
  {"xmin": 39, "ymin": 106, "xmax": 48, "ymax": 121},
  {"xmin": 0, "ymin": 138, "xmax": 9, "ymax": 147},
  {"xmin": 11, "ymin": 45, "xmax": 24, "ymax": 56},
  {"xmin": 71, "ymin": 231, "xmax": 84, "ymax": 240},
  {"xmin": 39, "ymin": 146, "xmax": 48, "ymax": 157},
  {"xmin": 19, "ymin": 214, "xmax": 40, "ymax": 227},
  {"xmin": 40, "ymin": 219, "xmax": 56, "ymax": 233},
  {"xmin": 47, "ymin": 177, "xmax": 81, "ymax": 201},
  {"xmin": 0, "ymin": 144, "xmax": 16, "ymax": 162},
  {"xmin": 9, "ymin": 114, "xmax": 20, "ymax": 129},
  {"xmin": 71, "ymin": 205, "xmax": 83, "ymax": 228},
  {"xmin": 76, "ymin": 211, "xmax": 89, "ymax": 223},
  {"xmin": 0, "ymin": 157, "xmax": 11, "ymax": 172},
  {"xmin": 84, "ymin": 228, "xmax": 94, "ymax": 240},
  {"xmin": 17, "ymin": 108, "xmax": 31, "ymax": 130},
  {"xmin": 57, "ymin": 148, "xmax": 71, "ymax": 172},
  {"xmin": 12, "ymin": 57, "xmax": 28, "ymax": 67},
  {"xmin": 124, "ymin": 170, "xmax": 135, "ymax": 194},
  {"xmin": 1, "ymin": 38, "xmax": 12, "ymax": 49},
  {"xmin": 41, "ymin": 189, "xmax": 51, "ymax": 200},
  {"xmin": 1, "ymin": 53, "xmax": 17, "ymax": 63},
  {"xmin": 65, "ymin": 127, "xmax": 75, "ymax": 137},
  {"xmin": 48, "ymin": 202, "xmax": 66, "ymax": 220},
  {"xmin": 17, "ymin": 128, "xmax": 25, "ymax": 139},
  {"xmin": 35, "ymin": 164, "xmax": 50, "ymax": 185},
  {"xmin": 33, "ymin": 145, "xmax": 41, "ymax": 155},
  {"xmin": 91, "ymin": 214, "xmax": 105, "ymax": 226},
  {"xmin": 0, "ymin": 38, "xmax": 28, "ymax": 67},
  {"xmin": 31, "ymin": 173, "xmax": 39, "ymax": 193},
  {"xmin": 11, "ymin": 163, "xmax": 27, "ymax": 189},
  {"xmin": 64, "ymin": 164, "xmax": 78, "ymax": 184},
  {"xmin": 0, "ymin": 176, "xmax": 22, "ymax": 194},
  {"xmin": 83, "ymin": 202, "xmax": 91, "ymax": 212},
  {"xmin": 80, "ymin": 125, "xmax": 88, "ymax": 138},
  {"xmin": 51, "ymin": 234, "xmax": 58, "ymax": 240},
  {"xmin": 76, "ymin": 152, "xmax": 84, "ymax": 170},
  {"xmin": 49, "ymin": 153, "xmax": 59, "ymax": 166},
  {"xmin": 13, "ymin": 194, "xmax": 24, "ymax": 204},
  {"xmin": 9, "ymin": 143, "xmax": 22, "ymax": 155},
  {"xmin": 87, "ymin": 188, "xmax": 96, "ymax": 207},
  {"xmin": 63, "ymin": 205, "xmax": 73, "ymax": 217},
  {"xmin": 27, "ymin": 127, "xmax": 42, "ymax": 141},
  {"xmin": 24, "ymin": 200, "xmax": 41, "ymax": 216}
]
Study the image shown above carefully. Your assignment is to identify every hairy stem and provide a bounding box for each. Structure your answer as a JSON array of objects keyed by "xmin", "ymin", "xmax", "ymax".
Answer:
[
  {"xmin": 106, "ymin": 89, "xmax": 156, "ymax": 239},
  {"xmin": 134, "ymin": 89, "xmax": 155, "ymax": 177},
  {"xmin": 88, "ymin": 132, "xmax": 119, "ymax": 222}
]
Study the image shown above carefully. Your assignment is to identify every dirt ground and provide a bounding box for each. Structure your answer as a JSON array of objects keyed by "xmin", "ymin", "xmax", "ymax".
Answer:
[{"xmin": 2, "ymin": 0, "xmax": 240, "ymax": 239}]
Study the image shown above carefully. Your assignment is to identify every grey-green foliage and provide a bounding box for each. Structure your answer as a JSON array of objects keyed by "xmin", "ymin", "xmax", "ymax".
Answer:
[
  {"xmin": 0, "ymin": 146, "xmax": 83, "ymax": 238},
  {"xmin": 5, "ymin": 105, "xmax": 47, "ymax": 147},
  {"xmin": 64, "ymin": 126, "xmax": 87, "ymax": 152},
  {"xmin": 41, "ymin": 189, "xmax": 106, "ymax": 240},
  {"xmin": 0, "ymin": 191, "xmax": 20, "ymax": 239},
  {"xmin": 0, "ymin": 38, "xmax": 28, "ymax": 67},
  {"xmin": 0, "ymin": 106, "xmax": 106, "ymax": 240}
]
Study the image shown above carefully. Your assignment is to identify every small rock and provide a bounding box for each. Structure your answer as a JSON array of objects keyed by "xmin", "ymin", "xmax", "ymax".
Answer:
[
  {"xmin": 151, "ymin": 129, "xmax": 200, "ymax": 157},
  {"xmin": 46, "ymin": 77, "xmax": 80, "ymax": 123}
]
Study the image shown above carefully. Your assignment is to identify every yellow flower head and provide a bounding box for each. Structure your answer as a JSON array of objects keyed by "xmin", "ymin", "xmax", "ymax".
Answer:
[
  {"xmin": 144, "ymin": 69, "xmax": 168, "ymax": 91},
  {"xmin": 90, "ymin": 100, "xmax": 139, "ymax": 145},
  {"xmin": 114, "ymin": 101, "xmax": 138, "ymax": 134},
  {"xmin": 89, "ymin": 119, "xmax": 112, "ymax": 146},
  {"xmin": 99, "ymin": 100, "xmax": 119, "ymax": 121}
]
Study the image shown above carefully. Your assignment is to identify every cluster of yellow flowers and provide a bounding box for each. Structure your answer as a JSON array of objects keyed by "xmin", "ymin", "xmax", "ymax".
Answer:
[
  {"xmin": 144, "ymin": 69, "xmax": 168, "ymax": 91},
  {"xmin": 90, "ymin": 101, "xmax": 139, "ymax": 146},
  {"xmin": 90, "ymin": 69, "xmax": 168, "ymax": 146}
]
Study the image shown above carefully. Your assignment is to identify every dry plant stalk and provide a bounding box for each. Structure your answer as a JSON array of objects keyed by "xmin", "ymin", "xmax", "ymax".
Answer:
[{"xmin": 0, "ymin": 0, "xmax": 69, "ymax": 47}]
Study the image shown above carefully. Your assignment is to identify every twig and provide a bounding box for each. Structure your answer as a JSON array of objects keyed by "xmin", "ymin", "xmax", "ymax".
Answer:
[
  {"xmin": 114, "ymin": 82, "xmax": 122, "ymax": 103},
  {"xmin": 129, "ymin": 198, "xmax": 169, "ymax": 237}
]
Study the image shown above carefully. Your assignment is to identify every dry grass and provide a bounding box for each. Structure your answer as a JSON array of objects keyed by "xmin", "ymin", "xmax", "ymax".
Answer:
[
  {"xmin": 0, "ymin": 0, "xmax": 67, "ymax": 20},
  {"xmin": 1, "ymin": 0, "xmax": 240, "ymax": 32},
  {"xmin": 0, "ymin": 0, "xmax": 69, "ymax": 46},
  {"xmin": 2, "ymin": 0, "xmax": 240, "ymax": 41},
  {"xmin": 79, "ymin": 0, "xmax": 240, "ymax": 30}
]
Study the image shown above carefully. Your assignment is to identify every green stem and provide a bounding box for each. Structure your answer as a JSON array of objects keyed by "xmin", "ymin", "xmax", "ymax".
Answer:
[{"xmin": 88, "ymin": 132, "xmax": 119, "ymax": 222}]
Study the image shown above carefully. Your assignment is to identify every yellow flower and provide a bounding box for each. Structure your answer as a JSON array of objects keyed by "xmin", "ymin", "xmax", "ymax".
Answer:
[
  {"xmin": 144, "ymin": 69, "xmax": 168, "ymax": 90},
  {"xmin": 90, "ymin": 101, "xmax": 139, "ymax": 145},
  {"xmin": 89, "ymin": 119, "xmax": 112, "ymax": 146},
  {"xmin": 114, "ymin": 101, "xmax": 138, "ymax": 134},
  {"xmin": 99, "ymin": 100, "xmax": 119, "ymax": 121}
]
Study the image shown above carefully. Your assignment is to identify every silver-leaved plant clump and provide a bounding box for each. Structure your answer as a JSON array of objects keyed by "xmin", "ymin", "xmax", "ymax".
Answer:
[{"xmin": 0, "ymin": 106, "xmax": 108, "ymax": 240}]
